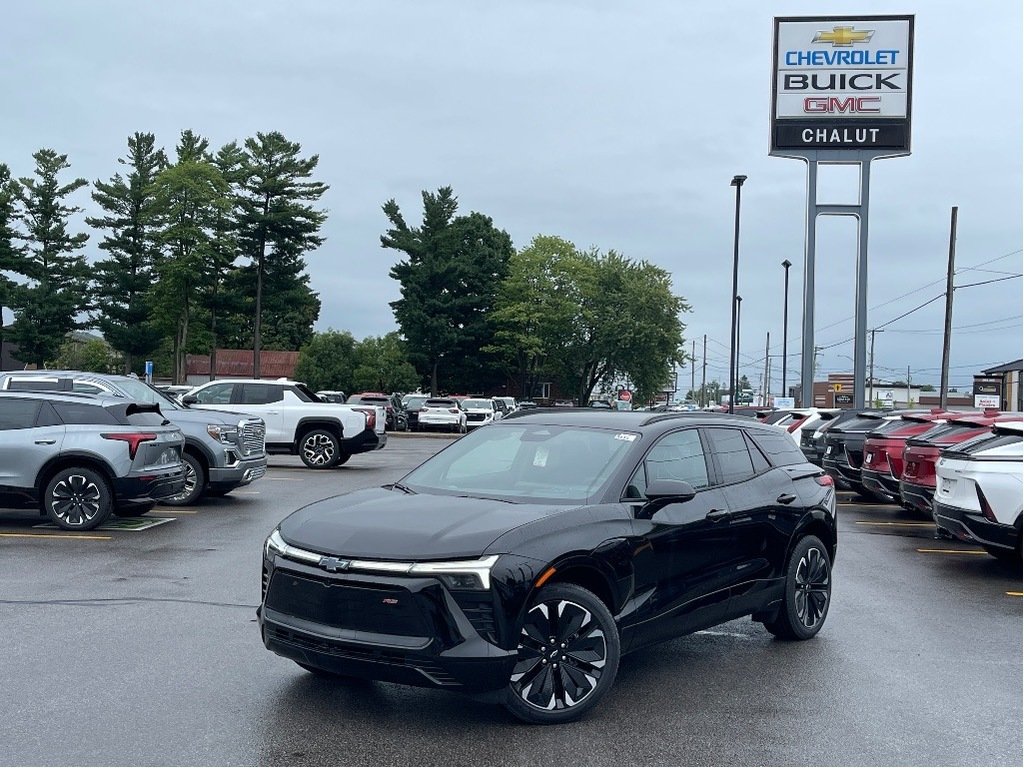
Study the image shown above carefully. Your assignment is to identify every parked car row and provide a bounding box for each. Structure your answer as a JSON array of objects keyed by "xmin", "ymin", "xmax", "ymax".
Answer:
[{"xmin": 788, "ymin": 404, "xmax": 1021, "ymax": 562}]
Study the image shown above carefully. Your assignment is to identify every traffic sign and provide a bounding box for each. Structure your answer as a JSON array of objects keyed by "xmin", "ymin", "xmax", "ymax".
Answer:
[{"xmin": 618, "ymin": 389, "xmax": 632, "ymax": 402}]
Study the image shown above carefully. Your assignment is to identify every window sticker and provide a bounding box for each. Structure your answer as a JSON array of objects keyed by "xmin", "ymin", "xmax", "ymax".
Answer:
[
  {"xmin": 533, "ymin": 447, "xmax": 549, "ymax": 467},
  {"xmin": 615, "ymin": 433, "xmax": 638, "ymax": 442}
]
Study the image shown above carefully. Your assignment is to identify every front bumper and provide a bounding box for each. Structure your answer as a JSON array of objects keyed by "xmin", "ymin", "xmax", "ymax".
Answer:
[
  {"xmin": 341, "ymin": 428, "xmax": 387, "ymax": 454},
  {"xmin": 862, "ymin": 468, "xmax": 899, "ymax": 498},
  {"xmin": 259, "ymin": 561, "xmax": 516, "ymax": 693},
  {"xmin": 114, "ymin": 467, "xmax": 186, "ymax": 503},
  {"xmin": 900, "ymin": 479, "xmax": 934, "ymax": 515},
  {"xmin": 208, "ymin": 455, "xmax": 267, "ymax": 489},
  {"xmin": 933, "ymin": 501, "xmax": 1020, "ymax": 552},
  {"xmin": 417, "ymin": 416, "xmax": 460, "ymax": 430}
]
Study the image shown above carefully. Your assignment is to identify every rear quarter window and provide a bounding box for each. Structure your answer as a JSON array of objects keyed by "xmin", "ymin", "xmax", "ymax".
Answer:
[
  {"xmin": 53, "ymin": 402, "xmax": 119, "ymax": 425},
  {"xmin": 124, "ymin": 410, "xmax": 169, "ymax": 427},
  {"xmin": 750, "ymin": 429, "xmax": 809, "ymax": 467}
]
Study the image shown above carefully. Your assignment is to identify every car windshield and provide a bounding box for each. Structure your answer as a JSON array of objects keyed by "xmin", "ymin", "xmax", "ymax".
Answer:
[
  {"xmin": 401, "ymin": 423, "xmax": 638, "ymax": 503},
  {"xmin": 114, "ymin": 378, "xmax": 182, "ymax": 410},
  {"xmin": 462, "ymin": 399, "xmax": 492, "ymax": 410}
]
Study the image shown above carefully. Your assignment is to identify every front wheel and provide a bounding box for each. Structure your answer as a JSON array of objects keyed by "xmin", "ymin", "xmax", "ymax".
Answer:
[
  {"xmin": 764, "ymin": 534, "xmax": 832, "ymax": 641},
  {"xmin": 299, "ymin": 429, "xmax": 340, "ymax": 469},
  {"xmin": 43, "ymin": 467, "xmax": 113, "ymax": 531},
  {"xmin": 163, "ymin": 452, "xmax": 205, "ymax": 506},
  {"xmin": 503, "ymin": 583, "xmax": 620, "ymax": 724}
]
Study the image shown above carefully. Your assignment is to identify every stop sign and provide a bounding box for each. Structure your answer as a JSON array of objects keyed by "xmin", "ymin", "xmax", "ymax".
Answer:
[{"xmin": 618, "ymin": 389, "xmax": 632, "ymax": 402}]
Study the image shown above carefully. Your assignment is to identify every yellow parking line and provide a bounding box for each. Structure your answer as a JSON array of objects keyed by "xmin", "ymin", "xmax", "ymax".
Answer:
[
  {"xmin": 855, "ymin": 521, "xmax": 936, "ymax": 528},
  {"xmin": 1007, "ymin": 591, "xmax": 1023, "ymax": 597},
  {"xmin": 0, "ymin": 532, "xmax": 111, "ymax": 541},
  {"xmin": 159, "ymin": 509, "xmax": 198, "ymax": 514},
  {"xmin": 916, "ymin": 548, "xmax": 987, "ymax": 555}
]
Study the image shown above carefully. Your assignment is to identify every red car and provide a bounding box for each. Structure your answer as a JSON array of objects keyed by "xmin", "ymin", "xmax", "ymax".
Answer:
[
  {"xmin": 899, "ymin": 411, "xmax": 1013, "ymax": 515},
  {"xmin": 861, "ymin": 411, "xmax": 960, "ymax": 501}
]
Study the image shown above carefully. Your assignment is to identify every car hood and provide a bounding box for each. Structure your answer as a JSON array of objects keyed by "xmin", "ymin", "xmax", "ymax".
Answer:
[
  {"xmin": 278, "ymin": 486, "xmax": 567, "ymax": 560},
  {"xmin": 163, "ymin": 406, "xmax": 258, "ymax": 425}
]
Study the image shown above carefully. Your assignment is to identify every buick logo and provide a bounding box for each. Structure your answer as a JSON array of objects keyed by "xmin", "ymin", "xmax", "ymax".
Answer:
[{"xmin": 319, "ymin": 556, "xmax": 351, "ymax": 573}]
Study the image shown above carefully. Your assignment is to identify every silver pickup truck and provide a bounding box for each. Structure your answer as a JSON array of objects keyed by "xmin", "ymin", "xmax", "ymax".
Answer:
[{"xmin": 0, "ymin": 371, "xmax": 267, "ymax": 506}]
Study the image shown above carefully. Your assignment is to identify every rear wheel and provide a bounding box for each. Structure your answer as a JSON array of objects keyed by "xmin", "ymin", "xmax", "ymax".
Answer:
[
  {"xmin": 334, "ymin": 452, "xmax": 351, "ymax": 466},
  {"xmin": 764, "ymin": 535, "xmax": 832, "ymax": 641},
  {"xmin": 299, "ymin": 429, "xmax": 340, "ymax": 469},
  {"xmin": 983, "ymin": 545, "xmax": 1022, "ymax": 564},
  {"xmin": 504, "ymin": 583, "xmax": 620, "ymax": 724},
  {"xmin": 43, "ymin": 467, "xmax": 113, "ymax": 531}
]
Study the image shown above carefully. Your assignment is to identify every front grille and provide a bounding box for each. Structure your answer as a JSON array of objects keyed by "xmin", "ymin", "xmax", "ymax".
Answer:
[
  {"xmin": 262, "ymin": 565, "xmax": 270, "ymax": 602},
  {"xmin": 265, "ymin": 572, "xmax": 430, "ymax": 637},
  {"xmin": 265, "ymin": 625, "xmax": 458, "ymax": 685},
  {"xmin": 458, "ymin": 597, "xmax": 497, "ymax": 642},
  {"xmin": 240, "ymin": 422, "xmax": 266, "ymax": 456},
  {"xmin": 466, "ymin": 413, "xmax": 487, "ymax": 422}
]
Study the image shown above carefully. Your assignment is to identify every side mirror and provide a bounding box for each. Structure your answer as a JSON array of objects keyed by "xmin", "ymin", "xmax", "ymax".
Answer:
[
  {"xmin": 637, "ymin": 478, "xmax": 697, "ymax": 518},
  {"xmin": 182, "ymin": 395, "xmax": 199, "ymax": 406}
]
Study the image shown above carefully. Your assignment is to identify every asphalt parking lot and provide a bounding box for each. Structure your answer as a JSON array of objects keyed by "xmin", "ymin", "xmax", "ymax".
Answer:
[{"xmin": 0, "ymin": 435, "xmax": 1020, "ymax": 766}]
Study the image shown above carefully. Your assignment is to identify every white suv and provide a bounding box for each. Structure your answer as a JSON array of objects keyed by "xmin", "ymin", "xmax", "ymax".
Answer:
[
  {"xmin": 933, "ymin": 422, "xmax": 1022, "ymax": 562},
  {"xmin": 185, "ymin": 379, "xmax": 386, "ymax": 469}
]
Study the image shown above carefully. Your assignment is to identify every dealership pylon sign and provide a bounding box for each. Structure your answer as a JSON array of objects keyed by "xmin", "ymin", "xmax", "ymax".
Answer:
[
  {"xmin": 771, "ymin": 15, "xmax": 914, "ymax": 153},
  {"xmin": 770, "ymin": 15, "xmax": 914, "ymax": 411}
]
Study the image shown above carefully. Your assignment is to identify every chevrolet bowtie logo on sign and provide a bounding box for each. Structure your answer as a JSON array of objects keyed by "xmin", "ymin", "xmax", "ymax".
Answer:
[{"xmin": 812, "ymin": 26, "xmax": 874, "ymax": 47}]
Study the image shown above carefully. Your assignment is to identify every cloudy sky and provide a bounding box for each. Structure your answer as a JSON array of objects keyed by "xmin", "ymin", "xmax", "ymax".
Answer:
[{"xmin": 2, "ymin": 0, "xmax": 1021, "ymax": 392}]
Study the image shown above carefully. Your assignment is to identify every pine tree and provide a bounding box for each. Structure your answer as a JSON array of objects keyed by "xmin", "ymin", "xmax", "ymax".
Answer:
[
  {"xmin": 0, "ymin": 164, "xmax": 22, "ymax": 363},
  {"xmin": 237, "ymin": 131, "xmax": 327, "ymax": 375},
  {"xmin": 86, "ymin": 132, "xmax": 167, "ymax": 373},
  {"xmin": 9, "ymin": 150, "xmax": 90, "ymax": 366}
]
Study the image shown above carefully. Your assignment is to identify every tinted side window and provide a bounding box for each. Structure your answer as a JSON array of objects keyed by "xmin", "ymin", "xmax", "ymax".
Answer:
[
  {"xmin": 194, "ymin": 383, "xmax": 234, "ymax": 405},
  {"xmin": 749, "ymin": 429, "xmax": 809, "ymax": 467},
  {"xmin": 745, "ymin": 433, "xmax": 771, "ymax": 473},
  {"xmin": 239, "ymin": 384, "xmax": 283, "ymax": 405},
  {"xmin": 706, "ymin": 428, "xmax": 755, "ymax": 485},
  {"xmin": 72, "ymin": 381, "xmax": 106, "ymax": 395},
  {"xmin": 52, "ymin": 402, "xmax": 119, "ymax": 425},
  {"xmin": 628, "ymin": 429, "xmax": 709, "ymax": 498},
  {"xmin": 0, "ymin": 399, "xmax": 42, "ymax": 430}
]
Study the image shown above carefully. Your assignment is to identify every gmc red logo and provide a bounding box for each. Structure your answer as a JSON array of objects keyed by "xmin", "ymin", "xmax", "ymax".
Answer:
[{"xmin": 803, "ymin": 97, "xmax": 881, "ymax": 113}]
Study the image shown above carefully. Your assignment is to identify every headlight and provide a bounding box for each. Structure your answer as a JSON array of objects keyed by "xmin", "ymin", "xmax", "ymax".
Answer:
[
  {"xmin": 264, "ymin": 529, "xmax": 287, "ymax": 559},
  {"xmin": 207, "ymin": 424, "xmax": 239, "ymax": 444},
  {"xmin": 409, "ymin": 555, "xmax": 500, "ymax": 590}
]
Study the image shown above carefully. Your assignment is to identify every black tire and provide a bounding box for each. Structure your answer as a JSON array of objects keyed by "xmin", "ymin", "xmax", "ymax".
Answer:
[
  {"xmin": 983, "ymin": 545, "xmax": 1022, "ymax": 564},
  {"xmin": 43, "ymin": 467, "xmax": 113, "ymax": 531},
  {"xmin": 764, "ymin": 535, "xmax": 832, "ymax": 641},
  {"xmin": 163, "ymin": 451, "xmax": 206, "ymax": 506},
  {"xmin": 334, "ymin": 452, "xmax": 351, "ymax": 467},
  {"xmin": 299, "ymin": 429, "xmax": 341, "ymax": 469},
  {"xmin": 503, "ymin": 583, "xmax": 620, "ymax": 724},
  {"xmin": 115, "ymin": 501, "xmax": 154, "ymax": 517}
]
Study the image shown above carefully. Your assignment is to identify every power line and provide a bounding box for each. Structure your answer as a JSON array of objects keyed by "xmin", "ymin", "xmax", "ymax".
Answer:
[{"xmin": 954, "ymin": 274, "xmax": 1023, "ymax": 289}]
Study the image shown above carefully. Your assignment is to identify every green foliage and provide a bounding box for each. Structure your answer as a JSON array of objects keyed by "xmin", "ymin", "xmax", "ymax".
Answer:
[
  {"xmin": 383, "ymin": 187, "xmax": 513, "ymax": 394},
  {"xmin": 920, "ymin": 383, "xmax": 935, "ymax": 392},
  {"xmin": 87, "ymin": 132, "xmax": 167, "ymax": 373},
  {"xmin": 0, "ymin": 163, "xmax": 21, "ymax": 351},
  {"xmin": 50, "ymin": 336, "xmax": 121, "ymax": 373},
  {"xmin": 236, "ymin": 132, "xmax": 327, "ymax": 375},
  {"xmin": 295, "ymin": 330, "xmax": 358, "ymax": 393},
  {"xmin": 8, "ymin": 149, "xmax": 90, "ymax": 366},
  {"xmin": 352, "ymin": 332, "xmax": 421, "ymax": 393}
]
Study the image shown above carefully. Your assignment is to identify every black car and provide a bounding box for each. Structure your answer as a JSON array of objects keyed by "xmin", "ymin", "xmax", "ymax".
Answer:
[
  {"xmin": 821, "ymin": 410, "xmax": 906, "ymax": 496},
  {"xmin": 259, "ymin": 410, "xmax": 837, "ymax": 723}
]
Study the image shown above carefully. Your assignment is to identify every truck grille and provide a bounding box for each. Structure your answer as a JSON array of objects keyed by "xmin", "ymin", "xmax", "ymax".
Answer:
[{"xmin": 240, "ymin": 421, "xmax": 266, "ymax": 456}]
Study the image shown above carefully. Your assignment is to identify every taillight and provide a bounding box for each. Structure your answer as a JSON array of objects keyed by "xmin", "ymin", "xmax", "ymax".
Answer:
[
  {"xmin": 815, "ymin": 474, "xmax": 834, "ymax": 487},
  {"xmin": 975, "ymin": 486, "xmax": 998, "ymax": 523},
  {"xmin": 101, "ymin": 432, "xmax": 158, "ymax": 460},
  {"xmin": 449, "ymin": 408, "xmax": 460, "ymax": 414},
  {"xmin": 787, "ymin": 416, "xmax": 809, "ymax": 433},
  {"xmin": 353, "ymin": 407, "xmax": 377, "ymax": 430}
]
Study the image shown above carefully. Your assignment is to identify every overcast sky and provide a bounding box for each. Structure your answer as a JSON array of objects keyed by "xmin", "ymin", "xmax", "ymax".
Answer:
[{"xmin": 2, "ymin": 0, "xmax": 1021, "ymax": 391}]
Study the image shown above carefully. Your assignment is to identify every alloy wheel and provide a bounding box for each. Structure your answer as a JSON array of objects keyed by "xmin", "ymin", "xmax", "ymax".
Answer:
[
  {"xmin": 50, "ymin": 474, "xmax": 102, "ymax": 527},
  {"xmin": 510, "ymin": 599, "xmax": 607, "ymax": 712},
  {"xmin": 794, "ymin": 547, "xmax": 830, "ymax": 629},
  {"xmin": 302, "ymin": 434, "xmax": 336, "ymax": 466},
  {"xmin": 168, "ymin": 460, "xmax": 197, "ymax": 504}
]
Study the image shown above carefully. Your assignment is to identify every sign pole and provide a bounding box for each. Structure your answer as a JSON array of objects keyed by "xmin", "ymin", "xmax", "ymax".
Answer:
[{"xmin": 800, "ymin": 160, "xmax": 818, "ymax": 409}]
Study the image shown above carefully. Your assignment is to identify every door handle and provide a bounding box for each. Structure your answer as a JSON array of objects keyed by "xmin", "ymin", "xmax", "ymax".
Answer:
[
  {"xmin": 706, "ymin": 508, "xmax": 729, "ymax": 522},
  {"xmin": 777, "ymin": 493, "xmax": 797, "ymax": 505},
  {"xmin": 34, "ymin": 439, "xmax": 56, "ymax": 445},
  {"xmin": 265, "ymin": 411, "xmax": 279, "ymax": 415}
]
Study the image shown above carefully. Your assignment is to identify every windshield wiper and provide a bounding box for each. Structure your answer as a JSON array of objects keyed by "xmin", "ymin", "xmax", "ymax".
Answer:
[{"xmin": 390, "ymin": 482, "xmax": 416, "ymax": 494}]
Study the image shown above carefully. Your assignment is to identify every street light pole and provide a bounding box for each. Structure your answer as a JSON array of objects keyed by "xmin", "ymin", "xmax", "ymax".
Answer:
[
  {"xmin": 781, "ymin": 259, "xmax": 792, "ymax": 400},
  {"xmin": 728, "ymin": 174, "xmax": 747, "ymax": 414},
  {"xmin": 869, "ymin": 328, "xmax": 883, "ymax": 406},
  {"xmin": 735, "ymin": 295, "xmax": 743, "ymax": 407}
]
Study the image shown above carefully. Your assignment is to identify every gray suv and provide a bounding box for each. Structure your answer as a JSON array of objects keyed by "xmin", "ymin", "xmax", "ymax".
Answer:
[
  {"xmin": 0, "ymin": 372, "xmax": 267, "ymax": 506},
  {"xmin": 0, "ymin": 391, "xmax": 186, "ymax": 530}
]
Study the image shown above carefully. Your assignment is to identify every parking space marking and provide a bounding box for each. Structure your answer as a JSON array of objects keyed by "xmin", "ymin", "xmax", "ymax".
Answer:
[
  {"xmin": 33, "ymin": 518, "xmax": 175, "ymax": 532},
  {"xmin": 1006, "ymin": 592, "xmax": 1023, "ymax": 597},
  {"xmin": 855, "ymin": 521, "xmax": 936, "ymax": 528},
  {"xmin": 157, "ymin": 509, "xmax": 199, "ymax": 514},
  {"xmin": 916, "ymin": 548, "xmax": 987, "ymax": 555},
  {"xmin": 232, "ymin": 491, "xmax": 261, "ymax": 495},
  {"xmin": 0, "ymin": 532, "xmax": 111, "ymax": 540}
]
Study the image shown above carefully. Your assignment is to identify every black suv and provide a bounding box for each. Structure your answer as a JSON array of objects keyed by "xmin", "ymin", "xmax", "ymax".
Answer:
[
  {"xmin": 260, "ymin": 410, "xmax": 837, "ymax": 723},
  {"xmin": 0, "ymin": 392, "xmax": 186, "ymax": 530}
]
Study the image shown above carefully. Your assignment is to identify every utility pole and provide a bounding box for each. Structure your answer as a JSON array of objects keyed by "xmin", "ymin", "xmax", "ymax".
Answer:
[
  {"xmin": 763, "ymin": 331, "xmax": 770, "ymax": 406},
  {"xmin": 701, "ymin": 334, "xmax": 707, "ymax": 408},
  {"xmin": 691, "ymin": 339, "xmax": 696, "ymax": 401},
  {"xmin": 735, "ymin": 296, "xmax": 743, "ymax": 407},
  {"xmin": 939, "ymin": 206, "xmax": 958, "ymax": 408},
  {"xmin": 781, "ymin": 259, "xmax": 792, "ymax": 400},
  {"xmin": 907, "ymin": 365, "xmax": 912, "ymax": 408},
  {"xmin": 869, "ymin": 328, "xmax": 883, "ymax": 406}
]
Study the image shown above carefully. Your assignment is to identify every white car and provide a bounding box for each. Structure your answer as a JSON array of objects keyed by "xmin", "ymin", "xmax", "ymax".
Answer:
[
  {"xmin": 461, "ymin": 397, "xmax": 502, "ymax": 429},
  {"xmin": 772, "ymin": 408, "xmax": 840, "ymax": 446},
  {"xmin": 416, "ymin": 397, "xmax": 468, "ymax": 433},
  {"xmin": 933, "ymin": 422, "xmax": 1023, "ymax": 562}
]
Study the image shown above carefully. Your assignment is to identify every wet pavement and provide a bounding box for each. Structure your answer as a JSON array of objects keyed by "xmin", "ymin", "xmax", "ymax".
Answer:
[{"xmin": 1, "ymin": 435, "xmax": 1020, "ymax": 766}]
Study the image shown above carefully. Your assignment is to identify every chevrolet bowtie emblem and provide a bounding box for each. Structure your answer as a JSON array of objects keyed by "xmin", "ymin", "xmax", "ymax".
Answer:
[
  {"xmin": 319, "ymin": 556, "xmax": 351, "ymax": 573},
  {"xmin": 812, "ymin": 26, "xmax": 874, "ymax": 47}
]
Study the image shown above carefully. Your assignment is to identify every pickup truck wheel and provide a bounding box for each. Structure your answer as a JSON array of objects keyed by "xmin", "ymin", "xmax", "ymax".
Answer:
[
  {"xmin": 335, "ymin": 452, "xmax": 351, "ymax": 466},
  {"xmin": 300, "ymin": 429, "xmax": 340, "ymax": 469},
  {"xmin": 43, "ymin": 467, "xmax": 113, "ymax": 531},
  {"xmin": 163, "ymin": 452, "xmax": 205, "ymax": 506}
]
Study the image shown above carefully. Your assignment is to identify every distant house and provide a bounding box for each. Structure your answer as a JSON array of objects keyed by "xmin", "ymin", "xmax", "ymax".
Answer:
[{"xmin": 185, "ymin": 349, "xmax": 300, "ymax": 386}]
